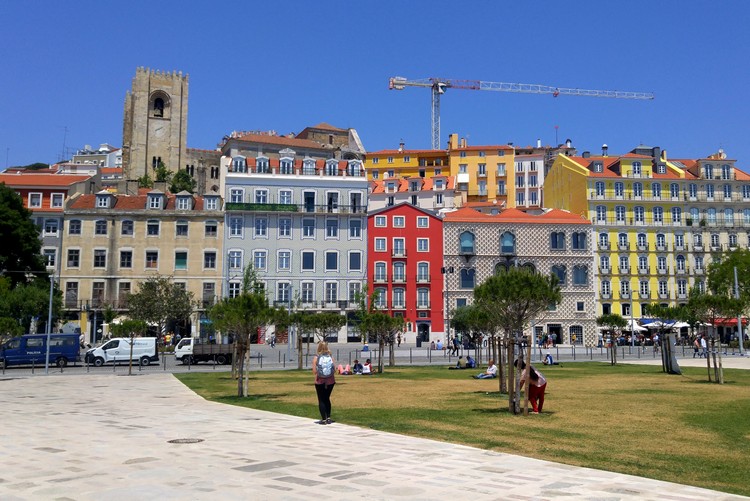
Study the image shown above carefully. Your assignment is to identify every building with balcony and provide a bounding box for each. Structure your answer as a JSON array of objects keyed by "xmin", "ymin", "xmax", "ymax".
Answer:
[
  {"xmin": 61, "ymin": 189, "xmax": 224, "ymax": 344},
  {"xmin": 368, "ymin": 203, "xmax": 444, "ymax": 344},
  {"xmin": 365, "ymin": 144, "xmax": 449, "ymax": 182},
  {"xmin": 544, "ymin": 145, "xmax": 750, "ymax": 319},
  {"xmin": 222, "ymin": 149, "xmax": 368, "ymax": 342},
  {"xmin": 442, "ymin": 206, "xmax": 596, "ymax": 346},
  {"xmin": 0, "ymin": 172, "xmax": 99, "ymax": 276},
  {"xmin": 447, "ymin": 134, "xmax": 516, "ymax": 204},
  {"xmin": 367, "ymin": 175, "xmax": 463, "ymax": 212}
]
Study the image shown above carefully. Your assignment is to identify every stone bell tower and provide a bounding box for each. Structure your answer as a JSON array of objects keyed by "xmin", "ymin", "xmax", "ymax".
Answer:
[{"xmin": 122, "ymin": 67, "xmax": 188, "ymax": 180}]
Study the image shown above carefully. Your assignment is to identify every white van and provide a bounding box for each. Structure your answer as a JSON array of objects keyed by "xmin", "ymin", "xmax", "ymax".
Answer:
[{"xmin": 85, "ymin": 337, "xmax": 159, "ymax": 367}]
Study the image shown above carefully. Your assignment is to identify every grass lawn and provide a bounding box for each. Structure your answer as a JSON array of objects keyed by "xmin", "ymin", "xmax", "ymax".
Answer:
[{"xmin": 176, "ymin": 362, "xmax": 750, "ymax": 496}]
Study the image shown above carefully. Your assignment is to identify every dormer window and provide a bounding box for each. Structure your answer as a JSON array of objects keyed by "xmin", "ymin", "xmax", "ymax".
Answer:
[
  {"xmin": 592, "ymin": 162, "xmax": 603, "ymax": 173},
  {"xmin": 256, "ymin": 157, "xmax": 270, "ymax": 173},
  {"xmin": 303, "ymin": 159, "xmax": 316, "ymax": 176},
  {"xmin": 346, "ymin": 160, "xmax": 362, "ymax": 177},
  {"xmin": 148, "ymin": 194, "xmax": 163, "ymax": 209},
  {"xmin": 204, "ymin": 196, "xmax": 218, "ymax": 210},
  {"xmin": 387, "ymin": 182, "xmax": 396, "ymax": 193},
  {"xmin": 656, "ymin": 163, "xmax": 666, "ymax": 174},
  {"xmin": 232, "ymin": 156, "xmax": 246, "ymax": 173},
  {"xmin": 176, "ymin": 196, "xmax": 191, "ymax": 210},
  {"xmin": 325, "ymin": 160, "xmax": 339, "ymax": 176},
  {"xmin": 434, "ymin": 179, "xmax": 444, "ymax": 190},
  {"xmin": 96, "ymin": 193, "xmax": 111, "ymax": 208},
  {"xmin": 280, "ymin": 158, "xmax": 293, "ymax": 175}
]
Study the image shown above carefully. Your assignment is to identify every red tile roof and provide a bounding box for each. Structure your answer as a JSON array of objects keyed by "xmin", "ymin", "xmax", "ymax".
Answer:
[
  {"xmin": 444, "ymin": 206, "xmax": 590, "ymax": 225},
  {"xmin": 69, "ymin": 192, "xmax": 206, "ymax": 211},
  {"xmin": 0, "ymin": 173, "xmax": 94, "ymax": 187},
  {"xmin": 231, "ymin": 133, "xmax": 323, "ymax": 149}
]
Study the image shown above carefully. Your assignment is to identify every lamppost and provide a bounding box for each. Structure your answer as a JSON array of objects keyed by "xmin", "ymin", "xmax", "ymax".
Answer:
[{"xmin": 44, "ymin": 267, "xmax": 54, "ymax": 374}]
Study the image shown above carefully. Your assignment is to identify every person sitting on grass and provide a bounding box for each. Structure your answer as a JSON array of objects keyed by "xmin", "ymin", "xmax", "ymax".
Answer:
[
  {"xmin": 362, "ymin": 359, "xmax": 373, "ymax": 374},
  {"xmin": 473, "ymin": 359, "xmax": 497, "ymax": 379},
  {"xmin": 352, "ymin": 359, "xmax": 363, "ymax": 374},
  {"xmin": 466, "ymin": 355, "xmax": 476, "ymax": 368},
  {"xmin": 449, "ymin": 356, "xmax": 467, "ymax": 370}
]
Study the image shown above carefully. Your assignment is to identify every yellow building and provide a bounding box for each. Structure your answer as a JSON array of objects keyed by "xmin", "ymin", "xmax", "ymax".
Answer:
[
  {"xmin": 447, "ymin": 134, "xmax": 515, "ymax": 204},
  {"xmin": 365, "ymin": 144, "xmax": 448, "ymax": 182},
  {"xmin": 545, "ymin": 145, "xmax": 750, "ymax": 320}
]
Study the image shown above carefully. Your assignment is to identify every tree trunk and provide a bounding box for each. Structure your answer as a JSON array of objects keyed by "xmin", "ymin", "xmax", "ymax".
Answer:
[
  {"xmin": 378, "ymin": 338, "xmax": 385, "ymax": 373},
  {"xmin": 236, "ymin": 346, "xmax": 246, "ymax": 396},
  {"xmin": 243, "ymin": 349, "xmax": 250, "ymax": 397},
  {"xmin": 297, "ymin": 330, "xmax": 304, "ymax": 370},
  {"xmin": 388, "ymin": 340, "xmax": 395, "ymax": 366}
]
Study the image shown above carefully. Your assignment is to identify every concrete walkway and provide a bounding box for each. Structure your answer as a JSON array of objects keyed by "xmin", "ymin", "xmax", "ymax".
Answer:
[{"xmin": 0, "ymin": 373, "xmax": 746, "ymax": 501}]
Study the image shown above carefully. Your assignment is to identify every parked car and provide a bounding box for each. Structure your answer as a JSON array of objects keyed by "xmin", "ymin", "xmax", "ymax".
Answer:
[
  {"xmin": 84, "ymin": 337, "xmax": 159, "ymax": 367},
  {"xmin": 0, "ymin": 333, "xmax": 81, "ymax": 368}
]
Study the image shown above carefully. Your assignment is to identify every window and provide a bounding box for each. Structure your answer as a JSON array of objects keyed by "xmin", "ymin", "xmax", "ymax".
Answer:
[
  {"xmin": 460, "ymin": 268, "xmax": 475, "ymax": 288},
  {"xmin": 551, "ymin": 265, "xmax": 566, "ymax": 284},
  {"xmin": 595, "ymin": 206, "xmax": 607, "ymax": 223},
  {"xmin": 51, "ymin": 193, "xmax": 64, "ymax": 208},
  {"xmin": 572, "ymin": 265, "xmax": 588, "ymax": 285},
  {"xmin": 302, "ymin": 251, "xmax": 315, "ymax": 271},
  {"xmin": 230, "ymin": 189, "xmax": 243, "ymax": 203},
  {"xmin": 594, "ymin": 181, "xmax": 605, "ymax": 197},
  {"xmin": 254, "ymin": 251, "xmax": 267, "ymax": 270},
  {"xmin": 550, "ymin": 232, "xmax": 565, "ymax": 250},
  {"xmin": 349, "ymin": 252, "xmax": 362, "ymax": 272},
  {"xmin": 202, "ymin": 282, "xmax": 215, "ymax": 306},
  {"xmin": 374, "ymin": 238, "xmax": 386, "ymax": 251},
  {"xmin": 374, "ymin": 216, "xmax": 386, "ymax": 227},
  {"xmin": 95, "ymin": 220, "xmax": 108, "ymax": 236},
  {"xmin": 633, "ymin": 182, "xmax": 643, "ymax": 198},
  {"xmin": 277, "ymin": 282, "xmax": 291, "ymax": 303},
  {"xmin": 572, "ymin": 232, "xmax": 587, "ymax": 250},
  {"xmin": 204, "ymin": 251, "xmax": 216, "ymax": 269},
  {"xmin": 600, "ymin": 255, "xmax": 610, "ymax": 271},
  {"xmin": 91, "ymin": 249, "xmax": 106, "ymax": 268},
  {"xmin": 67, "ymin": 249, "xmax": 80, "ymax": 267},
  {"xmin": 393, "ymin": 262, "xmax": 405, "ymax": 281},
  {"xmin": 176, "ymin": 220, "xmax": 188, "ymax": 237},
  {"xmin": 417, "ymin": 216, "xmax": 429, "ymax": 228},
  {"xmin": 417, "ymin": 262, "xmax": 429, "ymax": 282},
  {"xmin": 176, "ymin": 197, "xmax": 191, "ymax": 210},
  {"xmin": 69, "ymin": 219, "xmax": 81, "ymax": 235},
  {"xmin": 301, "ymin": 282, "xmax": 314, "ymax": 303},
  {"xmin": 146, "ymin": 251, "xmax": 158, "ymax": 269},
  {"xmin": 279, "ymin": 218, "xmax": 292, "ymax": 237},
  {"xmin": 254, "ymin": 189, "xmax": 268, "ymax": 204},
  {"xmin": 278, "ymin": 251, "xmax": 291, "ymax": 271},
  {"xmin": 374, "ymin": 262, "xmax": 386, "ymax": 281},
  {"xmin": 393, "ymin": 216, "xmax": 405, "ymax": 228},
  {"xmin": 599, "ymin": 232, "xmax": 609, "ymax": 249},
  {"xmin": 459, "ymin": 232, "xmax": 475, "ymax": 254},
  {"xmin": 632, "ymin": 162, "xmax": 642, "ymax": 176},
  {"xmin": 254, "ymin": 217, "xmax": 268, "ymax": 237},
  {"xmin": 325, "ymin": 283, "xmax": 338, "ymax": 303},
  {"xmin": 175, "ymin": 251, "xmax": 187, "ymax": 270},
  {"xmin": 121, "ymin": 220, "xmax": 134, "ymax": 236},
  {"xmin": 205, "ymin": 197, "xmax": 218, "ymax": 210},
  {"xmin": 44, "ymin": 219, "xmax": 58, "ymax": 236},
  {"xmin": 620, "ymin": 279, "xmax": 631, "ymax": 296},
  {"xmin": 387, "ymin": 288, "xmax": 402, "ymax": 309},
  {"xmin": 326, "ymin": 219, "xmax": 338, "ymax": 238},
  {"xmin": 615, "ymin": 206, "xmax": 626, "ymax": 223},
  {"xmin": 614, "ymin": 182, "xmax": 624, "ymax": 198},
  {"xmin": 601, "ymin": 280, "xmax": 611, "ymax": 296},
  {"xmin": 326, "ymin": 251, "xmax": 338, "ymax": 271},
  {"xmin": 120, "ymin": 250, "xmax": 132, "ymax": 268},
  {"xmin": 302, "ymin": 219, "xmax": 315, "ymax": 237},
  {"xmin": 147, "ymin": 220, "xmax": 160, "ymax": 236},
  {"xmin": 349, "ymin": 219, "xmax": 362, "ymax": 238},
  {"xmin": 228, "ymin": 282, "xmax": 241, "ymax": 299},
  {"xmin": 29, "ymin": 193, "xmax": 42, "ymax": 208},
  {"xmin": 228, "ymin": 250, "xmax": 242, "ymax": 269},
  {"xmin": 677, "ymin": 279, "xmax": 687, "ymax": 297},
  {"xmin": 634, "ymin": 206, "xmax": 645, "ymax": 224},
  {"xmin": 278, "ymin": 190, "xmax": 292, "ymax": 205},
  {"xmin": 417, "ymin": 238, "xmax": 429, "ymax": 252},
  {"xmin": 43, "ymin": 248, "xmax": 56, "ymax": 267},
  {"xmin": 393, "ymin": 238, "xmax": 405, "ymax": 256},
  {"xmin": 348, "ymin": 282, "xmax": 360, "ymax": 302},
  {"xmin": 205, "ymin": 221, "xmax": 217, "ymax": 237},
  {"xmin": 435, "ymin": 193, "xmax": 444, "ymax": 205},
  {"xmin": 148, "ymin": 195, "xmax": 162, "ymax": 209}
]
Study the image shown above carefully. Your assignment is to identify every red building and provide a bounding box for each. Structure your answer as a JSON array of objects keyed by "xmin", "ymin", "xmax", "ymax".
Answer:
[{"xmin": 368, "ymin": 203, "xmax": 444, "ymax": 345}]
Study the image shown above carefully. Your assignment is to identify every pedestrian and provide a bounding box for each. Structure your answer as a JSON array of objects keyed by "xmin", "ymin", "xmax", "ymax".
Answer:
[
  {"xmin": 693, "ymin": 336, "xmax": 700, "ymax": 358},
  {"xmin": 700, "ymin": 334, "xmax": 708, "ymax": 358},
  {"xmin": 452, "ymin": 336, "xmax": 460, "ymax": 355},
  {"xmin": 312, "ymin": 341, "xmax": 336, "ymax": 425},
  {"xmin": 516, "ymin": 359, "xmax": 547, "ymax": 414},
  {"xmin": 397, "ymin": 333, "xmax": 401, "ymax": 347}
]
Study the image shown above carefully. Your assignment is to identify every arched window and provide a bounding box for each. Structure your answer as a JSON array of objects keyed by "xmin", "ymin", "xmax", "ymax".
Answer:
[
  {"xmin": 460, "ymin": 268, "xmax": 475, "ymax": 289},
  {"xmin": 232, "ymin": 156, "xmax": 246, "ymax": 173},
  {"xmin": 522, "ymin": 262, "xmax": 536, "ymax": 273},
  {"xmin": 724, "ymin": 208, "xmax": 734, "ymax": 225},
  {"xmin": 153, "ymin": 97, "xmax": 164, "ymax": 117},
  {"xmin": 722, "ymin": 164, "xmax": 732, "ymax": 180},
  {"xmin": 573, "ymin": 265, "xmax": 588, "ymax": 285},
  {"xmin": 459, "ymin": 231, "xmax": 475, "ymax": 254},
  {"xmin": 572, "ymin": 232, "xmax": 587, "ymax": 250},
  {"xmin": 550, "ymin": 231, "xmax": 565, "ymax": 250},
  {"xmin": 551, "ymin": 265, "xmax": 566, "ymax": 284},
  {"xmin": 637, "ymin": 233, "xmax": 647, "ymax": 249},
  {"xmin": 500, "ymin": 231, "xmax": 515, "ymax": 254},
  {"xmin": 632, "ymin": 182, "xmax": 643, "ymax": 198},
  {"xmin": 494, "ymin": 262, "xmax": 507, "ymax": 275},
  {"xmin": 706, "ymin": 208, "xmax": 717, "ymax": 224}
]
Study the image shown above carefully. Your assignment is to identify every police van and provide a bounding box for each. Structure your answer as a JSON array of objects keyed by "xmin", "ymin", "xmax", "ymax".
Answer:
[{"xmin": 0, "ymin": 333, "xmax": 81, "ymax": 368}]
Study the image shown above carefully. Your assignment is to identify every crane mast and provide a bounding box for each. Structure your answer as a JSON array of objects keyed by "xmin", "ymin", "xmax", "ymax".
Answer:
[{"xmin": 389, "ymin": 77, "xmax": 655, "ymax": 150}]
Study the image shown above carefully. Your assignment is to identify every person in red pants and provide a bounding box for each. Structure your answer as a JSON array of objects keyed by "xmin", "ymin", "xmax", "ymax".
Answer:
[{"xmin": 516, "ymin": 359, "xmax": 547, "ymax": 413}]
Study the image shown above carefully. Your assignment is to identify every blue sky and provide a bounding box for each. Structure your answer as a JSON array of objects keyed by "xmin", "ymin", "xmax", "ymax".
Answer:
[{"xmin": 1, "ymin": 1, "xmax": 749, "ymax": 169}]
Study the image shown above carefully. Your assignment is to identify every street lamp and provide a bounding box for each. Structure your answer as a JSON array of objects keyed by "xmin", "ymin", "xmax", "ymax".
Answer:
[{"xmin": 44, "ymin": 267, "xmax": 55, "ymax": 374}]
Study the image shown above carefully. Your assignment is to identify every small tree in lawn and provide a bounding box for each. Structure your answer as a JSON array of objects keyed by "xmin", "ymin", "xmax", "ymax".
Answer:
[
  {"xmin": 596, "ymin": 313, "xmax": 627, "ymax": 365},
  {"xmin": 110, "ymin": 319, "xmax": 147, "ymax": 376},
  {"xmin": 643, "ymin": 304, "xmax": 684, "ymax": 375},
  {"xmin": 686, "ymin": 288, "xmax": 743, "ymax": 384},
  {"xmin": 451, "ymin": 304, "xmax": 492, "ymax": 366},
  {"xmin": 207, "ymin": 267, "xmax": 274, "ymax": 396},
  {"xmin": 356, "ymin": 290, "xmax": 406, "ymax": 372},
  {"xmin": 473, "ymin": 267, "xmax": 561, "ymax": 415}
]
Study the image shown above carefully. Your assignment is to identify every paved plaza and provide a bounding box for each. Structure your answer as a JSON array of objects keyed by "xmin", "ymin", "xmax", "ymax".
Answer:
[{"xmin": 0, "ymin": 361, "xmax": 748, "ymax": 500}]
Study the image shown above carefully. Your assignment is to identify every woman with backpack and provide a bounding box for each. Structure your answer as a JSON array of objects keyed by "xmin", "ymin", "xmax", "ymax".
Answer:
[{"xmin": 312, "ymin": 341, "xmax": 336, "ymax": 425}]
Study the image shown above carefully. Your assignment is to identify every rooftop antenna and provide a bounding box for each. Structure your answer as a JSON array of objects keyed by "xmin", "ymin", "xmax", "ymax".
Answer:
[{"xmin": 60, "ymin": 126, "xmax": 68, "ymax": 162}]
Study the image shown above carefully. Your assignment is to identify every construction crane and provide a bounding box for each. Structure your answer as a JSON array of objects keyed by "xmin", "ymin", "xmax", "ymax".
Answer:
[{"xmin": 388, "ymin": 77, "xmax": 655, "ymax": 150}]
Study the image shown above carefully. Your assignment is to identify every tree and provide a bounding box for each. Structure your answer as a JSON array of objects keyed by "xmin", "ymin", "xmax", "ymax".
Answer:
[
  {"xmin": 0, "ymin": 276, "xmax": 62, "ymax": 335},
  {"xmin": 0, "ymin": 183, "xmax": 46, "ymax": 287},
  {"xmin": 127, "ymin": 275, "xmax": 197, "ymax": 343},
  {"xmin": 155, "ymin": 161, "xmax": 172, "ymax": 183},
  {"xmin": 707, "ymin": 248, "xmax": 750, "ymax": 297},
  {"xmin": 0, "ymin": 317, "xmax": 23, "ymax": 342},
  {"xmin": 643, "ymin": 304, "xmax": 684, "ymax": 375},
  {"xmin": 473, "ymin": 267, "xmax": 561, "ymax": 415},
  {"xmin": 207, "ymin": 267, "xmax": 275, "ymax": 396},
  {"xmin": 137, "ymin": 172, "xmax": 153, "ymax": 189},
  {"xmin": 110, "ymin": 319, "xmax": 147, "ymax": 376},
  {"xmin": 686, "ymin": 289, "xmax": 743, "ymax": 384},
  {"xmin": 451, "ymin": 304, "xmax": 492, "ymax": 362},
  {"xmin": 355, "ymin": 290, "xmax": 406, "ymax": 372},
  {"xmin": 170, "ymin": 169, "xmax": 196, "ymax": 194},
  {"xmin": 596, "ymin": 313, "xmax": 627, "ymax": 365}
]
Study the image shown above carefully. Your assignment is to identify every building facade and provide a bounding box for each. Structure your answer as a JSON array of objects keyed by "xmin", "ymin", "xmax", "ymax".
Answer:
[
  {"xmin": 222, "ymin": 150, "xmax": 368, "ymax": 342},
  {"xmin": 544, "ymin": 145, "xmax": 750, "ymax": 319},
  {"xmin": 367, "ymin": 175, "xmax": 463, "ymax": 212},
  {"xmin": 367, "ymin": 203, "xmax": 445, "ymax": 344},
  {"xmin": 442, "ymin": 207, "xmax": 597, "ymax": 346},
  {"xmin": 61, "ymin": 190, "xmax": 224, "ymax": 344}
]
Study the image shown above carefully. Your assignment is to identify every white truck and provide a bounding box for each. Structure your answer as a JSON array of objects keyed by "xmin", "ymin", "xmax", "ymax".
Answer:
[
  {"xmin": 174, "ymin": 337, "xmax": 233, "ymax": 365},
  {"xmin": 84, "ymin": 337, "xmax": 159, "ymax": 367}
]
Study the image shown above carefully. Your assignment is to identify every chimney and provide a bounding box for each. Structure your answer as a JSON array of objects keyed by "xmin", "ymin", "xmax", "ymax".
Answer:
[
  {"xmin": 661, "ymin": 150, "xmax": 667, "ymax": 161},
  {"xmin": 565, "ymin": 138, "xmax": 572, "ymax": 148},
  {"xmin": 536, "ymin": 138, "xmax": 542, "ymax": 148},
  {"xmin": 602, "ymin": 144, "xmax": 608, "ymax": 156},
  {"xmin": 582, "ymin": 151, "xmax": 591, "ymax": 159},
  {"xmin": 460, "ymin": 137, "xmax": 467, "ymax": 148},
  {"xmin": 652, "ymin": 146, "xmax": 661, "ymax": 161},
  {"xmin": 398, "ymin": 140, "xmax": 404, "ymax": 152}
]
